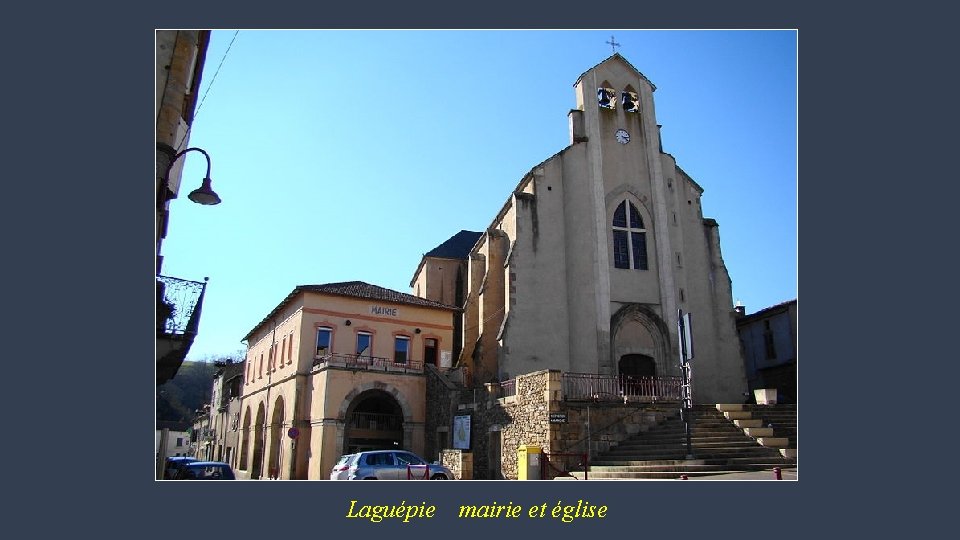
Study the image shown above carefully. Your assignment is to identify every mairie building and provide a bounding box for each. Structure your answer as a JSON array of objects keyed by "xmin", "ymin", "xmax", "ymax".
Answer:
[{"xmin": 234, "ymin": 282, "xmax": 456, "ymax": 480}]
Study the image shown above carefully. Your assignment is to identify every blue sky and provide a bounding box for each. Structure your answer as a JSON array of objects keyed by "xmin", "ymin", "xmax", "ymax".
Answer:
[{"xmin": 161, "ymin": 30, "xmax": 797, "ymax": 361}]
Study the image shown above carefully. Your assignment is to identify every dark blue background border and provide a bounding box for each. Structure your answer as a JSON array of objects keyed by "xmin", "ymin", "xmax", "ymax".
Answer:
[{"xmin": 23, "ymin": 0, "xmax": 901, "ymax": 537}]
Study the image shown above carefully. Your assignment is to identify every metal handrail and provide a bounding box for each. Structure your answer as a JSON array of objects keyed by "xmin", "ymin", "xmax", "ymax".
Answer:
[
  {"xmin": 541, "ymin": 452, "xmax": 589, "ymax": 480},
  {"xmin": 562, "ymin": 373, "xmax": 683, "ymax": 401}
]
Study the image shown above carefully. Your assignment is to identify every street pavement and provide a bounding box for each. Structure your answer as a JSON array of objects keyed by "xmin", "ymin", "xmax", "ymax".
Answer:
[{"xmin": 682, "ymin": 467, "xmax": 797, "ymax": 480}]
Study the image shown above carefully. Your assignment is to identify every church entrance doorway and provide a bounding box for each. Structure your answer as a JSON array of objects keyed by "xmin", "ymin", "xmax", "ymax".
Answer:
[
  {"xmin": 619, "ymin": 354, "xmax": 655, "ymax": 396},
  {"xmin": 619, "ymin": 354, "xmax": 656, "ymax": 378},
  {"xmin": 344, "ymin": 390, "xmax": 404, "ymax": 454}
]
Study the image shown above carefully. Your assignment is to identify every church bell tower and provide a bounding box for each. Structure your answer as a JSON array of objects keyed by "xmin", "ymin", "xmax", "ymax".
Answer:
[{"xmin": 567, "ymin": 53, "xmax": 681, "ymax": 376}]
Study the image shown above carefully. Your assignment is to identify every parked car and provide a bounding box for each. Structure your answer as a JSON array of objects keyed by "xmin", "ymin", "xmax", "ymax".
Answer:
[
  {"xmin": 330, "ymin": 450, "xmax": 454, "ymax": 480},
  {"xmin": 163, "ymin": 456, "xmax": 196, "ymax": 479},
  {"xmin": 174, "ymin": 461, "xmax": 236, "ymax": 480}
]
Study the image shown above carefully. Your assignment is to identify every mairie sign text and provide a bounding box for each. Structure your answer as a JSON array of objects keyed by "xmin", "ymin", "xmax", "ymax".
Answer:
[{"xmin": 370, "ymin": 305, "xmax": 399, "ymax": 317}]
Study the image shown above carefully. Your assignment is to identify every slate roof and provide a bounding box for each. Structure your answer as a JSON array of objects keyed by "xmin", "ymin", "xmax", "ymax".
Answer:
[
  {"xmin": 409, "ymin": 230, "xmax": 483, "ymax": 286},
  {"xmin": 425, "ymin": 230, "xmax": 483, "ymax": 259},
  {"xmin": 243, "ymin": 281, "xmax": 458, "ymax": 342}
]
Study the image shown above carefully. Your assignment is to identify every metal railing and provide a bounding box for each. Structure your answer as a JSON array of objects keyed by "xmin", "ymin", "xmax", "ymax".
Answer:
[
  {"xmin": 493, "ymin": 378, "xmax": 516, "ymax": 399},
  {"xmin": 157, "ymin": 275, "xmax": 206, "ymax": 335},
  {"xmin": 562, "ymin": 373, "xmax": 682, "ymax": 401},
  {"xmin": 541, "ymin": 452, "xmax": 589, "ymax": 480},
  {"xmin": 312, "ymin": 352, "xmax": 424, "ymax": 373},
  {"xmin": 406, "ymin": 464, "xmax": 435, "ymax": 479}
]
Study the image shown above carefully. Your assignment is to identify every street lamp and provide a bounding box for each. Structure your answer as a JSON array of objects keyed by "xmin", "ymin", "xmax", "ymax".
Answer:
[{"xmin": 163, "ymin": 147, "xmax": 222, "ymax": 206}]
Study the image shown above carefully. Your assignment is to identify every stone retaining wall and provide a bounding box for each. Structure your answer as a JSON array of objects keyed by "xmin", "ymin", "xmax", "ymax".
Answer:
[{"xmin": 427, "ymin": 368, "xmax": 681, "ymax": 479}]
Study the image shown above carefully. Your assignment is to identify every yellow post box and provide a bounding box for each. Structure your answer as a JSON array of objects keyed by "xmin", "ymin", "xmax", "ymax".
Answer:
[{"xmin": 517, "ymin": 444, "xmax": 542, "ymax": 480}]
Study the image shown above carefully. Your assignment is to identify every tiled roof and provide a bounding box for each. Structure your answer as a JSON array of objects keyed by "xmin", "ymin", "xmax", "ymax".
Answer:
[
  {"xmin": 297, "ymin": 281, "xmax": 457, "ymax": 310},
  {"xmin": 243, "ymin": 281, "xmax": 457, "ymax": 342},
  {"xmin": 425, "ymin": 230, "xmax": 483, "ymax": 259}
]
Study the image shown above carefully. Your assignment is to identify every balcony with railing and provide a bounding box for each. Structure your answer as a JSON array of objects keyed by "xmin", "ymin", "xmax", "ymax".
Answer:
[
  {"xmin": 489, "ymin": 378, "xmax": 516, "ymax": 399},
  {"xmin": 562, "ymin": 373, "xmax": 682, "ymax": 402},
  {"xmin": 312, "ymin": 352, "xmax": 424, "ymax": 374},
  {"xmin": 156, "ymin": 275, "xmax": 208, "ymax": 384}
]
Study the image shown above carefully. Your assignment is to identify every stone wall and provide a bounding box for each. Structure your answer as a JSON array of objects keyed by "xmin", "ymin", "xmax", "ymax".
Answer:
[
  {"xmin": 424, "ymin": 365, "xmax": 461, "ymax": 462},
  {"xmin": 489, "ymin": 369, "xmax": 554, "ymax": 479},
  {"xmin": 427, "ymin": 367, "xmax": 681, "ymax": 480},
  {"xmin": 440, "ymin": 449, "xmax": 473, "ymax": 480},
  {"xmin": 553, "ymin": 402, "xmax": 678, "ymax": 457}
]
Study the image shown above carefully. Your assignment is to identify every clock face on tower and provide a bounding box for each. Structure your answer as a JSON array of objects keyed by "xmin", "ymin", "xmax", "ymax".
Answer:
[{"xmin": 615, "ymin": 129, "xmax": 630, "ymax": 144}]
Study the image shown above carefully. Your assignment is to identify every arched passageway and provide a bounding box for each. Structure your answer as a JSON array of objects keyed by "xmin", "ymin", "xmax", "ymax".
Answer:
[
  {"xmin": 343, "ymin": 390, "xmax": 403, "ymax": 454},
  {"xmin": 251, "ymin": 402, "xmax": 266, "ymax": 479}
]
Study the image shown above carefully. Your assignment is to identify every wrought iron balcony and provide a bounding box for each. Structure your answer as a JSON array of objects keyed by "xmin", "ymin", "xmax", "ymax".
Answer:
[
  {"xmin": 157, "ymin": 275, "xmax": 208, "ymax": 385},
  {"xmin": 157, "ymin": 275, "xmax": 207, "ymax": 336},
  {"xmin": 312, "ymin": 352, "xmax": 424, "ymax": 374}
]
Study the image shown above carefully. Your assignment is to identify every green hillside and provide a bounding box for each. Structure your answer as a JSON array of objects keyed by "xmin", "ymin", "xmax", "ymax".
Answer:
[{"xmin": 157, "ymin": 361, "xmax": 217, "ymax": 423}]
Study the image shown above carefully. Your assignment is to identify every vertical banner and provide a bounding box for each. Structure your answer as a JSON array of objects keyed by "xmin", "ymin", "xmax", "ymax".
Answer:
[
  {"xmin": 682, "ymin": 312, "xmax": 694, "ymax": 361},
  {"xmin": 453, "ymin": 414, "xmax": 471, "ymax": 450}
]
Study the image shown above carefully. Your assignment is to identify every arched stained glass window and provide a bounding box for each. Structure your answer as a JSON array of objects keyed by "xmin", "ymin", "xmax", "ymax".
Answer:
[{"xmin": 612, "ymin": 200, "xmax": 648, "ymax": 270}]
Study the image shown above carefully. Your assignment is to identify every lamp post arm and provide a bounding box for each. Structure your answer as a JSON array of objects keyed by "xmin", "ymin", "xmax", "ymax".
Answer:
[{"xmin": 165, "ymin": 147, "xmax": 212, "ymax": 185}]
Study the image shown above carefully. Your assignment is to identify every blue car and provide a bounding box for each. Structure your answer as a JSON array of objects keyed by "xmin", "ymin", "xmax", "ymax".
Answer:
[
  {"xmin": 164, "ymin": 456, "xmax": 197, "ymax": 479},
  {"xmin": 175, "ymin": 461, "xmax": 236, "ymax": 480}
]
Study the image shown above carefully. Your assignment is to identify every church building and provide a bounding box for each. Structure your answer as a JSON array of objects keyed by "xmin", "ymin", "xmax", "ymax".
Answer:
[{"xmin": 413, "ymin": 53, "xmax": 747, "ymax": 405}]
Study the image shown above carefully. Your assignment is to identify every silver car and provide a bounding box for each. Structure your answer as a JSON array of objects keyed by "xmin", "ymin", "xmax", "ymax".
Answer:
[{"xmin": 330, "ymin": 450, "xmax": 454, "ymax": 480}]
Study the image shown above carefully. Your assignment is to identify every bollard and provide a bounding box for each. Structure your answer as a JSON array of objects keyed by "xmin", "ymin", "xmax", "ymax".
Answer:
[
  {"xmin": 773, "ymin": 467, "xmax": 782, "ymax": 480},
  {"xmin": 680, "ymin": 474, "xmax": 688, "ymax": 480}
]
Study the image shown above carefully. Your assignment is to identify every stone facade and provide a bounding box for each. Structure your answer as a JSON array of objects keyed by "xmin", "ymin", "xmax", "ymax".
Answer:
[
  {"xmin": 552, "ymin": 402, "xmax": 677, "ymax": 458},
  {"xmin": 439, "ymin": 449, "xmax": 473, "ymax": 480},
  {"xmin": 424, "ymin": 365, "xmax": 461, "ymax": 462}
]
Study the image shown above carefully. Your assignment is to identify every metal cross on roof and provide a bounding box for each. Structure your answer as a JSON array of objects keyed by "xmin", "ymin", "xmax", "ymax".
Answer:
[{"xmin": 606, "ymin": 35, "xmax": 621, "ymax": 53}]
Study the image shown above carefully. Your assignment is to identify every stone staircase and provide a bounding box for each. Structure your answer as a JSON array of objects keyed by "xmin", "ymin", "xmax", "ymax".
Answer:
[
  {"xmin": 569, "ymin": 403, "xmax": 796, "ymax": 479},
  {"xmin": 719, "ymin": 403, "xmax": 797, "ymax": 460}
]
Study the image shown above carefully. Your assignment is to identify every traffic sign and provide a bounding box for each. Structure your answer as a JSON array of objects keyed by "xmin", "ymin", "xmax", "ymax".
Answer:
[{"xmin": 287, "ymin": 427, "xmax": 300, "ymax": 439}]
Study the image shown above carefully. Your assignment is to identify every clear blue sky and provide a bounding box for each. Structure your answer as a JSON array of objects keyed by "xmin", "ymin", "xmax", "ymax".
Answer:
[{"xmin": 161, "ymin": 30, "xmax": 797, "ymax": 362}]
